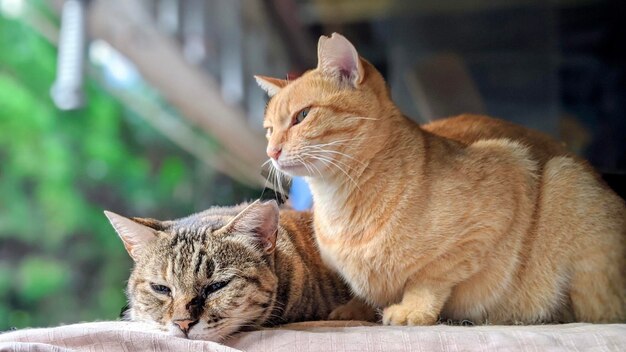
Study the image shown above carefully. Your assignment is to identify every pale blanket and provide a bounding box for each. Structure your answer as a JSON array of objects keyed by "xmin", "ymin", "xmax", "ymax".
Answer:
[{"xmin": 1, "ymin": 321, "xmax": 625, "ymax": 351}]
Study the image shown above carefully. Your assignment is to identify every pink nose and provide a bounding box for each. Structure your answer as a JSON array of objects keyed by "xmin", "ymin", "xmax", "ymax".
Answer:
[
  {"xmin": 267, "ymin": 147, "xmax": 282, "ymax": 160},
  {"xmin": 173, "ymin": 319, "xmax": 198, "ymax": 335}
]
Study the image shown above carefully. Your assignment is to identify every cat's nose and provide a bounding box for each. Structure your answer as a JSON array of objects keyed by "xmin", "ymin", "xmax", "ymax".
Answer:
[
  {"xmin": 173, "ymin": 318, "xmax": 198, "ymax": 335},
  {"xmin": 267, "ymin": 146, "xmax": 282, "ymax": 160}
]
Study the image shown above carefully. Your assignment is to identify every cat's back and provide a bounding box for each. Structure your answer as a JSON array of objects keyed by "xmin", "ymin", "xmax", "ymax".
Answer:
[
  {"xmin": 421, "ymin": 114, "xmax": 626, "ymax": 323},
  {"xmin": 422, "ymin": 114, "xmax": 571, "ymax": 165}
]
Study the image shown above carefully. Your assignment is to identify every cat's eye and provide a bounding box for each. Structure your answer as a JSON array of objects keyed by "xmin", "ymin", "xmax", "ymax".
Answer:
[
  {"xmin": 150, "ymin": 283, "xmax": 171, "ymax": 295},
  {"xmin": 202, "ymin": 280, "xmax": 230, "ymax": 298},
  {"xmin": 293, "ymin": 107, "xmax": 310, "ymax": 125}
]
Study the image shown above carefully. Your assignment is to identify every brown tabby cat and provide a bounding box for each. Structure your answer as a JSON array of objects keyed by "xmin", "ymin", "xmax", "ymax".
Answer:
[
  {"xmin": 104, "ymin": 200, "xmax": 351, "ymax": 340},
  {"xmin": 255, "ymin": 33, "xmax": 626, "ymax": 325}
]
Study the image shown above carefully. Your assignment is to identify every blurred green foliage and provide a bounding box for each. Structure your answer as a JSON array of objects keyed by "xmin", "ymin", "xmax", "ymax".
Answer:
[{"xmin": 0, "ymin": 6, "xmax": 257, "ymax": 330}]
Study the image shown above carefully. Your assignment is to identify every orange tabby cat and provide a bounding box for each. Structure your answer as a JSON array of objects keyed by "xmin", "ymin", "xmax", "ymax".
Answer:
[{"xmin": 255, "ymin": 33, "xmax": 626, "ymax": 325}]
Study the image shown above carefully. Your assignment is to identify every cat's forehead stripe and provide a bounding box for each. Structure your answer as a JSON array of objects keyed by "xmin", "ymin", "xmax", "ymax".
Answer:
[
  {"xmin": 193, "ymin": 250, "xmax": 214, "ymax": 283},
  {"xmin": 159, "ymin": 226, "xmax": 220, "ymax": 286}
]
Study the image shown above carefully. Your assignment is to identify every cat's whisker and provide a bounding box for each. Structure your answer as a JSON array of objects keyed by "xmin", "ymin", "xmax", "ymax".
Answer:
[
  {"xmin": 236, "ymin": 318, "xmax": 261, "ymax": 328},
  {"xmin": 263, "ymin": 313, "xmax": 287, "ymax": 322},
  {"xmin": 301, "ymin": 155, "xmax": 327, "ymax": 180},
  {"xmin": 305, "ymin": 153, "xmax": 361, "ymax": 192},
  {"xmin": 344, "ymin": 115, "xmax": 380, "ymax": 121},
  {"xmin": 270, "ymin": 166, "xmax": 277, "ymax": 192},
  {"xmin": 274, "ymin": 166, "xmax": 289, "ymax": 202},
  {"xmin": 263, "ymin": 297, "xmax": 286, "ymax": 318},
  {"xmin": 321, "ymin": 159, "xmax": 361, "ymax": 186},
  {"xmin": 305, "ymin": 134, "xmax": 389, "ymax": 150},
  {"xmin": 268, "ymin": 164, "xmax": 286, "ymax": 203},
  {"xmin": 270, "ymin": 166, "xmax": 279, "ymax": 200},
  {"xmin": 272, "ymin": 164, "xmax": 281, "ymax": 202},
  {"xmin": 273, "ymin": 166, "xmax": 282, "ymax": 197},
  {"xmin": 296, "ymin": 156, "xmax": 315, "ymax": 176},
  {"xmin": 316, "ymin": 158, "xmax": 361, "ymax": 191},
  {"xmin": 302, "ymin": 151, "xmax": 361, "ymax": 174},
  {"xmin": 268, "ymin": 306, "xmax": 285, "ymax": 316},
  {"xmin": 261, "ymin": 159, "xmax": 278, "ymax": 200},
  {"xmin": 301, "ymin": 146, "xmax": 365, "ymax": 166},
  {"xmin": 266, "ymin": 163, "xmax": 275, "ymax": 191},
  {"xmin": 299, "ymin": 152, "xmax": 341, "ymax": 175},
  {"xmin": 304, "ymin": 156, "xmax": 326, "ymax": 180}
]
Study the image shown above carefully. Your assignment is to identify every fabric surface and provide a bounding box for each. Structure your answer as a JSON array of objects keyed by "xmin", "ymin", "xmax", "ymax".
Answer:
[{"xmin": 1, "ymin": 321, "xmax": 624, "ymax": 352}]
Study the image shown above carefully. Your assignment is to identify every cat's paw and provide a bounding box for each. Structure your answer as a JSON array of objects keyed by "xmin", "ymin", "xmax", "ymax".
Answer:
[
  {"xmin": 329, "ymin": 302, "xmax": 378, "ymax": 322},
  {"xmin": 382, "ymin": 303, "xmax": 438, "ymax": 326}
]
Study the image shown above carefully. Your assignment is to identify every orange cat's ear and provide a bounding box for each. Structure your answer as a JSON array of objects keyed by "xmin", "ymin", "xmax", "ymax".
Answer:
[
  {"xmin": 254, "ymin": 75, "xmax": 288, "ymax": 97},
  {"xmin": 222, "ymin": 200, "xmax": 279, "ymax": 254},
  {"xmin": 104, "ymin": 210, "xmax": 161, "ymax": 261},
  {"xmin": 317, "ymin": 32, "xmax": 365, "ymax": 87}
]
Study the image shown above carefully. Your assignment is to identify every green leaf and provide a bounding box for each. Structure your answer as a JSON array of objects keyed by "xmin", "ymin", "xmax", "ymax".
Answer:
[
  {"xmin": 0, "ymin": 263, "xmax": 11, "ymax": 299},
  {"xmin": 8, "ymin": 310, "xmax": 32, "ymax": 329},
  {"xmin": 18, "ymin": 257, "xmax": 70, "ymax": 303}
]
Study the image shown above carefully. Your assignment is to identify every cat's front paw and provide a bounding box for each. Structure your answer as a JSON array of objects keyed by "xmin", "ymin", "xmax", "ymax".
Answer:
[
  {"xmin": 382, "ymin": 303, "xmax": 438, "ymax": 326},
  {"xmin": 329, "ymin": 301, "xmax": 378, "ymax": 322}
]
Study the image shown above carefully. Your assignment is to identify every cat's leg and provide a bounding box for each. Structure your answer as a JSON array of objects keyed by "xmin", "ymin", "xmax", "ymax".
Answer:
[
  {"xmin": 569, "ymin": 189, "xmax": 626, "ymax": 322},
  {"xmin": 539, "ymin": 157, "xmax": 626, "ymax": 323},
  {"xmin": 569, "ymin": 235, "xmax": 626, "ymax": 323},
  {"xmin": 382, "ymin": 237, "xmax": 493, "ymax": 326},
  {"xmin": 328, "ymin": 297, "xmax": 379, "ymax": 322},
  {"xmin": 382, "ymin": 283, "xmax": 451, "ymax": 325},
  {"xmin": 570, "ymin": 266, "xmax": 626, "ymax": 323}
]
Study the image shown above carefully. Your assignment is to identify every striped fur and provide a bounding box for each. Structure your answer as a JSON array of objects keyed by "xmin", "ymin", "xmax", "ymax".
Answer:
[
  {"xmin": 105, "ymin": 201, "xmax": 351, "ymax": 341},
  {"xmin": 256, "ymin": 33, "xmax": 626, "ymax": 325}
]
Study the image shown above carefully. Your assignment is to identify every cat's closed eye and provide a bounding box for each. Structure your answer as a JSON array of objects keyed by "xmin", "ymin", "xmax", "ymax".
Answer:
[
  {"xmin": 150, "ymin": 283, "xmax": 171, "ymax": 295},
  {"xmin": 202, "ymin": 280, "xmax": 230, "ymax": 298}
]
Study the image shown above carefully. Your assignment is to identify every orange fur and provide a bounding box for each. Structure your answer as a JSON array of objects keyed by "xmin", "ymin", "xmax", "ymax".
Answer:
[{"xmin": 257, "ymin": 33, "xmax": 626, "ymax": 325}]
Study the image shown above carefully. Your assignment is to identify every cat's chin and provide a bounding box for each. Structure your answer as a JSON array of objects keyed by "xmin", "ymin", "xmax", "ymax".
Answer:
[
  {"xmin": 166, "ymin": 321, "xmax": 228, "ymax": 342},
  {"xmin": 272, "ymin": 160, "xmax": 310, "ymax": 177},
  {"xmin": 187, "ymin": 326, "xmax": 233, "ymax": 342},
  {"xmin": 167, "ymin": 327, "xmax": 188, "ymax": 339}
]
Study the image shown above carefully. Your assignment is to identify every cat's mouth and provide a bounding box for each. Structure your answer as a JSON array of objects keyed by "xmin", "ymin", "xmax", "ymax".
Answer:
[
  {"xmin": 167, "ymin": 320, "xmax": 230, "ymax": 342},
  {"xmin": 272, "ymin": 158, "xmax": 309, "ymax": 176}
]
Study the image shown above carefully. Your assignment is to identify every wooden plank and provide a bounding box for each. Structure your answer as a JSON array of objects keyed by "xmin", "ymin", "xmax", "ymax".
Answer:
[
  {"xmin": 302, "ymin": 0, "xmax": 601, "ymax": 24},
  {"xmin": 85, "ymin": 0, "xmax": 268, "ymax": 180},
  {"xmin": 42, "ymin": 0, "xmax": 266, "ymax": 186}
]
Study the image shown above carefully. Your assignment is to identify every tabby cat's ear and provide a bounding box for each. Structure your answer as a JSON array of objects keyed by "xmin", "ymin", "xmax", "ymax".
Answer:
[
  {"xmin": 104, "ymin": 211, "xmax": 160, "ymax": 261},
  {"xmin": 223, "ymin": 200, "xmax": 279, "ymax": 254},
  {"xmin": 254, "ymin": 75, "xmax": 288, "ymax": 97},
  {"xmin": 317, "ymin": 32, "xmax": 365, "ymax": 87}
]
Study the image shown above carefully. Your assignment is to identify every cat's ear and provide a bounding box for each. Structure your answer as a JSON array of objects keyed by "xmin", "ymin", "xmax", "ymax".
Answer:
[
  {"xmin": 223, "ymin": 200, "xmax": 279, "ymax": 254},
  {"xmin": 104, "ymin": 211, "xmax": 160, "ymax": 261},
  {"xmin": 254, "ymin": 75, "xmax": 288, "ymax": 97},
  {"xmin": 317, "ymin": 32, "xmax": 364, "ymax": 87}
]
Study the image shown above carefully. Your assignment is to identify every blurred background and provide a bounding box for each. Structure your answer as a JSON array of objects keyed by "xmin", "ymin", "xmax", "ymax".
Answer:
[{"xmin": 0, "ymin": 0, "xmax": 624, "ymax": 329}]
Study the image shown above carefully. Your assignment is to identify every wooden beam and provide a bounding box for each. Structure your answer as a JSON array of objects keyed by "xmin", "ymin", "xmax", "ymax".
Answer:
[
  {"xmin": 106, "ymin": 84, "xmax": 266, "ymax": 186},
  {"xmin": 48, "ymin": 0, "xmax": 265, "ymax": 187},
  {"xmin": 302, "ymin": 0, "xmax": 601, "ymax": 25},
  {"xmin": 45, "ymin": 0, "xmax": 268, "ymax": 187},
  {"xmin": 85, "ymin": 0, "xmax": 268, "ymax": 178}
]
